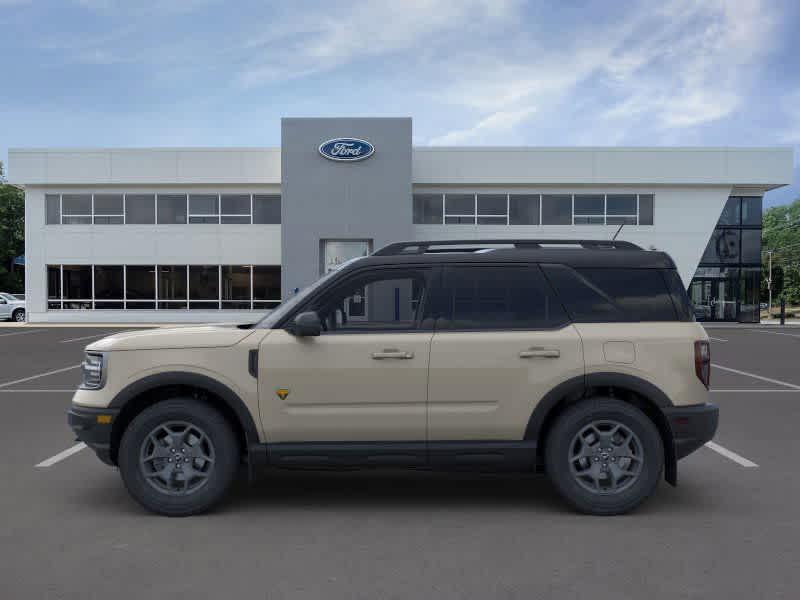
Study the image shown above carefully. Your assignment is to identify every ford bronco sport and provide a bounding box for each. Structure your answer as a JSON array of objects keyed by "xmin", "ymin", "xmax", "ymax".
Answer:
[{"xmin": 68, "ymin": 239, "xmax": 718, "ymax": 516}]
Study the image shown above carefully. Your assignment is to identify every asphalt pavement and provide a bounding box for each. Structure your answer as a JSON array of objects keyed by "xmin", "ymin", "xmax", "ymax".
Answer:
[{"xmin": 0, "ymin": 324, "xmax": 798, "ymax": 599}]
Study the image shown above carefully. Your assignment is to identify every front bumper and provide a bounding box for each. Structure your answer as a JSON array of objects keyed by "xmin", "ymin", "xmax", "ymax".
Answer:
[
  {"xmin": 67, "ymin": 405, "xmax": 120, "ymax": 466},
  {"xmin": 662, "ymin": 402, "xmax": 719, "ymax": 460}
]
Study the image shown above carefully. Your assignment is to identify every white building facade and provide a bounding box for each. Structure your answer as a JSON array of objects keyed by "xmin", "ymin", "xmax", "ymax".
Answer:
[{"xmin": 8, "ymin": 117, "xmax": 794, "ymax": 324}]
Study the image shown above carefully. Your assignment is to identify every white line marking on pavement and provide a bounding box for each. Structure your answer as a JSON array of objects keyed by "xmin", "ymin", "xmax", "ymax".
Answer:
[
  {"xmin": 746, "ymin": 329, "xmax": 800, "ymax": 339},
  {"xmin": 713, "ymin": 363, "xmax": 800, "ymax": 390},
  {"xmin": 59, "ymin": 333, "xmax": 109, "ymax": 343},
  {"xmin": 704, "ymin": 441, "xmax": 758, "ymax": 468},
  {"xmin": 0, "ymin": 389, "xmax": 75, "ymax": 393},
  {"xmin": 0, "ymin": 364, "xmax": 82, "ymax": 389},
  {"xmin": 707, "ymin": 336, "xmax": 728, "ymax": 342},
  {"xmin": 0, "ymin": 329, "xmax": 43, "ymax": 338},
  {"xmin": 35, "ymin": 443, "xmax": 87, "ymax": 468},
  {"xmin": 711, "ymin": 389, "xmax": 800, "ymax": 393}
]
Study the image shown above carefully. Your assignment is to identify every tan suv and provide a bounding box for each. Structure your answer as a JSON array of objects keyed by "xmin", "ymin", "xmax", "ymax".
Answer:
[{"xmin": 68, "ymin": 239, "xmax": 718, "ymax": 516}]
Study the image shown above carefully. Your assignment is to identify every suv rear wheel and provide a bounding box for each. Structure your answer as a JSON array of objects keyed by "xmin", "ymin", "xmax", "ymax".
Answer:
[
  {"xmin": 12, "ymin": 308, "xmax": 25, "ymax": 322},
  {"xmin": 118, "ymin": 398, "xmax": 240, "ymax": 516},
  {"xmin": 545, "ymin": 398, "xmax": 663, "ymax": 515}
]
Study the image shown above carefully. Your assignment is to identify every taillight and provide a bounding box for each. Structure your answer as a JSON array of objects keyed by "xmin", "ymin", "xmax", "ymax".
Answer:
[{"xmin": 694, "ymin": 340, "xmax": 710, "ymax": 389}]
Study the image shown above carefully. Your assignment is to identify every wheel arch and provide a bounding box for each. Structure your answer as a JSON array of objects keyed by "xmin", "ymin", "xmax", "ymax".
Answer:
[
  {"xmin": 108, "ymin": 372, "xmax": 262, "ymax": 468},
  {"xmin": 525, "ymin": 372, "xmax": 677, "ymax": 485}
]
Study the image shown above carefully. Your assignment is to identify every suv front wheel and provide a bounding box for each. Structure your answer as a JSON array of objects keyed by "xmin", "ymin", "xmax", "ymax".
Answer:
[
  {"xmin": 118, "ymin": 398, "xmax": 240, "ymax": 516},
  {"xmin": 545, "ymin": 398, "xmax": 664, "ymax": 515}
]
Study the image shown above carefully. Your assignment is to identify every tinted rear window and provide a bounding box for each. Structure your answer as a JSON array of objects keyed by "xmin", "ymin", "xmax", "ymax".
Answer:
[
  {"xmin": 542, "ymin": 265, "xmax": 681, "ymax": 322},
  {"xmin": 438, "ymin": 265, "xmax": 568, "ymax": 330}
]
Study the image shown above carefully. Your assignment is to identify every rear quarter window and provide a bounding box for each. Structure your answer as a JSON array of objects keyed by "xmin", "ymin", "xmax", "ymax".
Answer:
[{"xmin": 542, "ymin": 265, "xmax": 681, "ymax": 322}]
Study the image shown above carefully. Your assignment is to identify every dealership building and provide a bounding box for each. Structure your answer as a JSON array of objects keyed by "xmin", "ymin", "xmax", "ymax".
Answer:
[{"xmin": 8, "ymin": 117, "xmax": 794, "ymax": 324}]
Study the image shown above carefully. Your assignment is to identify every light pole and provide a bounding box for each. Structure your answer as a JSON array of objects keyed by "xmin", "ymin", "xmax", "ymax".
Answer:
[{"xmin": 767, "ymin": 250, "xmax": 773, "ymax": 315}]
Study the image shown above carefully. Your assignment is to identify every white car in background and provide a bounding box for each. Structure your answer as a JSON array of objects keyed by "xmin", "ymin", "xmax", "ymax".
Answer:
[{"xmin": 0, "ymin": 293, "xmax": 26, "ymax": 322}]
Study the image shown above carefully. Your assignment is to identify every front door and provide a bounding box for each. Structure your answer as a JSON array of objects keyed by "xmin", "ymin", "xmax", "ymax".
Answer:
[
  {"xmin": 689, "ymin": 278, "xmax": 738, "ymax": 321},
  {"xmin": 258, "ymin": 266, "xmax": 433, "ymax": 443},
  {"xmin": 427, "ymin": 265, "xmax": 584, "ymax": 441}
]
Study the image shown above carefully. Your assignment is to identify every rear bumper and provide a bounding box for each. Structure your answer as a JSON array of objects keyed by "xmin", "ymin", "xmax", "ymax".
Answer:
[
  {"xmin": 662, "ymin": 403, "xmax": 719, "ymax": 460},
  {"xmin": 67, "ymin": 405, "xmax": 119, "ymax": 466}
]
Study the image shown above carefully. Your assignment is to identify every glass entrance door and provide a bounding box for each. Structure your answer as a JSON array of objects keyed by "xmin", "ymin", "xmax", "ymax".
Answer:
[{"xmin": 689, "ymin": 278, "xmax": 738, "ymax": 321}]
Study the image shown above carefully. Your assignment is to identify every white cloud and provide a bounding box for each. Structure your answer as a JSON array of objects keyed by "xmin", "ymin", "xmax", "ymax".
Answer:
[
  {"xmin": 428, "ymin": 0, "xmax": 779, "ymax": 144},
  {"xmin": 237, "ymin": 0, "xmax": 519, "ymax": 87},
  {"xmin": 429, "ymin": 107, "xmax": 536, "ymax": 145}
]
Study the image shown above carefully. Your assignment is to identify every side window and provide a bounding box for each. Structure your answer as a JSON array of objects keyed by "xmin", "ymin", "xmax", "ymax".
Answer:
[
  {"xmin": 310, "ymin": 270, "xmax": 429, "ymax": 333},
  {"xmin": 543, "ymin": 265, "xmax": 678, "ymax": 322},
  {"xmin": 439, "ymin": 266, "xmax": 567, "ymax": 330}
]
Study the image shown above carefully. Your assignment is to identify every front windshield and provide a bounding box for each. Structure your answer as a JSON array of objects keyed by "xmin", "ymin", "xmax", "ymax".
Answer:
[{"xmin": 257, "ymin": 256, "xmax": 366, "ymax": 328}]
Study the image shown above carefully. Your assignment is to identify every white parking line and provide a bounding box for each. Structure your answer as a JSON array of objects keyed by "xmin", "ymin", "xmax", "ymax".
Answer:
[
  {"xmin": 0, "ymin": 364, "xmax": 82, "ymax": 389},
  {"xmin": 0, "ymin": 389, "xmax": 75, "ymax": 393},
  {"xmin": 0, "ymin": 329, "xmax": 43, "ymax": 338},
  {"xmin": 35, "ymin": 443, "xmax": 87, "ymax": 468},
  {"xmin": 713, "ymin": 363, "xmax": 800, "ymax": 390},
  {"xmin": 746, "ymin": 329, "xmax": 800, "ymax": 339},
  {"xmin": 59, "ymin": 333, "xmax": 109, "ymax": 344},
  {"xmin": 711, "ymin": 389, "xmax": 800, "ymax": 393},
  {"xmin": 704, "ymin": 441, "xmax": 758, "ymax": 468},
  {"xmin": 707, "ymin": 336, "xmax": 728, "ymax": 342}
]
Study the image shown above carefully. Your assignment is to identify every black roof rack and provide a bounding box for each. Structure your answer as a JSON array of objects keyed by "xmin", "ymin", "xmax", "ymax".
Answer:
[{"xmin": 373, "ymin": 239, "xmax": 642, "ymax": 256}]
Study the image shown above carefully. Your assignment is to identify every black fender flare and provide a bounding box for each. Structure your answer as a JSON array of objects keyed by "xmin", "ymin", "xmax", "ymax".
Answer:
[{"xmin": 109, "ymin": 371, "xmax": 261, "ymax": 448}]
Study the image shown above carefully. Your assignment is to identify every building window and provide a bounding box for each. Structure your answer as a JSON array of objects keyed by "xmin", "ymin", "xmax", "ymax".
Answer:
[
  {"xmin": 413, "ymin": 192, "xmax": 655, "ymax": 226},
  {"xmin": 541, "ymin": 195, "xmax": 572, "ymax": 225},
  {"xmin": 47, "ymin": 264, "xmax": 280, "ymax": 310},
  {"xmin": 222, "ymin": 265, "xmax": 251, "ymax": 309},
  {"xmin": 189, "ymin": 194, "xmax": 219, "ymax": 224},
  {"xmin": 93, "ymin": 194, "xmax": 124, "ymax": 224},
  {"xmin": 158, "ymin": 265, "xmax": 187, "ymax": 309},
  {"xmin": 93, "ymin": 265, "xmax": 124, "ymax": 309},
  {"xmin": 573, "ymin": 195, "xmax": 605, "ymax": 224},
  {"xmin": 253, "ymin": 266, "xmax": 281, "ymax": 309},
  {"xmin": 46, "ymin": 194, "xmax": 61, "ymax": 225},
  {"xmin": 509, "ymin": 194, "xmax": 540, "ymax": 225},
  {"xmin": 62, "ymin": 265, "xmax": 92, "ymax": 309},
  {"xmin": 45, "ymin": 193, "xmax": 280, "ymax": 226},
  {"xmin": 690, "ymin": 196, "xmax": 762, "ymax": 323},
  {"xmin": 413, "ymin": 194, "xmax": 443, "ymax": 224},
  {"xmin": 444, "ymin": 194, "xmax": 475, "ymax": 224},
  {"xmin": 253, "ymin": 194, "xmax": 281, "ymax": 224},
  {"xmin": 157, "ymin": 194, "xmax": 187, "ymax": 224},
  {"xmin": 62, "ymin": 194, "xmax": 92, "ymax": 224},
  {"xmin": 221, "ymin": 194, "xmax": 251, "ymax": 224},
  {"xmin": 125, "ymin": 194, "xmax": 156, "ymax": 224}
]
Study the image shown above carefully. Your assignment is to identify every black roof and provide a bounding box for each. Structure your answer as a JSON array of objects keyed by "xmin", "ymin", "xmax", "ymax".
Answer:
[{"xmin": 349, "ymin": 239, "xmax": 676, "ymax": 271}]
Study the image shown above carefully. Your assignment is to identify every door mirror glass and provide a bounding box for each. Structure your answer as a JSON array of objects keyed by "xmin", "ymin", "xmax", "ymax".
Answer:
[{"xmin": 290, "ymin": 311, "xmax": 322, "ymax": 337}]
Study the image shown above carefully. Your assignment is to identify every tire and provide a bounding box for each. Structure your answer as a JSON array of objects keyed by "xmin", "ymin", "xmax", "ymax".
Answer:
[
  {"xmin": 545, "ymin": 398, "xmax": 664, "ymax": 515},
  {"xmin": 118, "ymin": 398, "xmax": 240, "ymax": 516},
  {"xmin": 12, "ymin": 309, "xmax": 25, "ymax": 322}
]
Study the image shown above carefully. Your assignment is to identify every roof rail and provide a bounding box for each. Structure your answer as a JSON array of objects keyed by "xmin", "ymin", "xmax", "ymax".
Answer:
[{"xmin": 373, "ymin": 239, "xmax": 642, "ymax": 256}]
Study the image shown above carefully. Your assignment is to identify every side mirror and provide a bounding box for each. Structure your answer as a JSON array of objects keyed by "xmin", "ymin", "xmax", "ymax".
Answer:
[{"xmin": 290, "ymin": 311, "xmax": 322, "ymax": 337}]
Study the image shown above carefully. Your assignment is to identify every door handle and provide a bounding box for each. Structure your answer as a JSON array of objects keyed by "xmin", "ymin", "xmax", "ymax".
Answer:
[
  {"xmin": 519, "ymin": 347, "xmax": 560, "ymax": 359},
  {"xmin": 371, "ymin": 349, "xmax": 415, "ymax": 360}
]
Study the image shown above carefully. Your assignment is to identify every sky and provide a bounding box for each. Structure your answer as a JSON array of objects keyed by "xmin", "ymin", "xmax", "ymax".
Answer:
[{"xmin": 1, "ymin": 0, "xmax": 798, "ymax": 207}]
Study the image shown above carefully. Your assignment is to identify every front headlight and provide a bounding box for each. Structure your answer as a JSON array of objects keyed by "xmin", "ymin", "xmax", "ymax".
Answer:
[{"xmin": 81, "ymin": 352, "xmax": 106, "ymax": 390}]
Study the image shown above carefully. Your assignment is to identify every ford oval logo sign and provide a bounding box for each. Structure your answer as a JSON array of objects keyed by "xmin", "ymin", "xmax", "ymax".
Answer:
[{"xmin": 318, "ymin": 138, "xmax": 375, "ymax": 162}]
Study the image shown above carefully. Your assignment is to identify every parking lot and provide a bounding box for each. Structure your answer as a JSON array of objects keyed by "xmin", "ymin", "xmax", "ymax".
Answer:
[{"xmin": 1, "ymin": 324, "xmax": 799, "ymax": 599}]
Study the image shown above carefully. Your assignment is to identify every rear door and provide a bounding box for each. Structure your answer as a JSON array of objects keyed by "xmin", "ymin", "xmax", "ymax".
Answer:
[{"xmin": 427, "ymin": 264, "xmax": 584, "ymax": 441}]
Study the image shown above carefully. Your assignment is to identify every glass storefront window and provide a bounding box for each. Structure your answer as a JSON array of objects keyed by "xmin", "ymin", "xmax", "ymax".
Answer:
[
  {"xmin": 689, "ymin": 267, "xmax": 739, "ymax": 321},
  {"xmin": 740, "ymin": 229, "xmax": 762, "ymax": 263},
  {"xmin": 739, "ymin": 267, "xmax": 761, "ymax": 323},
  {"xmin": 741, "ymin": 197, "xmax": 762, "ymax": 226},
  {"xmin": 701, "ymin": 229, "xmax": 741, "ymax": 263},
  {"xmin": 717, "ymin": 197, "xmax": 741, "ymax": 225}
]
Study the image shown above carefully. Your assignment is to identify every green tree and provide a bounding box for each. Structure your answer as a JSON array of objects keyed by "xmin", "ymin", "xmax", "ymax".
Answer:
[
  {"xmin": 0, "ymin": 161, "xmax": 25, "ymax": 293},
  {"xmin": 762, "ymin": 197, "xmax": 800, "ymax": 306}
]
